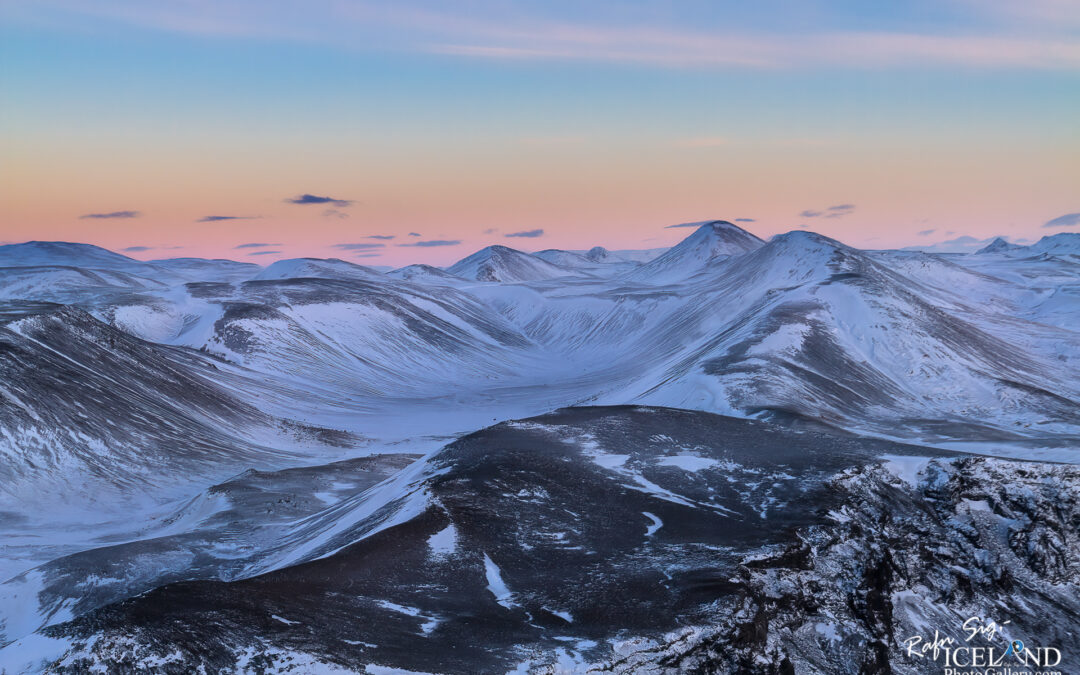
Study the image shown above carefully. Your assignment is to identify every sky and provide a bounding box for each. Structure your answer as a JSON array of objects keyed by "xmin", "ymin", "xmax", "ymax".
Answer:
[{"xmin": 1, "ymin": 0, "xmax": 1078, "ymax": 266}]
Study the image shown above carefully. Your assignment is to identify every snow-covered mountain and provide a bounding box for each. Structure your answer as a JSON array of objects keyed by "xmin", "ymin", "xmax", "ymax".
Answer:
[
  {"xmin": 974, "ymin": 236, "xmax": 1022, "ymax": 255},
  {"xmin": 253, "ymin": 257, "xmax": 385, "ymax": 282},
  {"xmin": 0, "ymin": 242, "xmax": 162, "ymax": 276},
  {"xmin": 623, "ymin": 220, "xmax": 765, "ymax": 283},
  {"xmin": 446, "ymin": 245, "xmax": 584, "ymax": 282},
  {"xmin": 1029, "ymin": 232, "xmax": 1080, "ymax": 256},
  {"xmin": 149, "ymin": 257, "xmax": 262, "ymax": 282},
  {"xmin": 386, "ymin": 263, "xmax": 472, "ymax": 286}
]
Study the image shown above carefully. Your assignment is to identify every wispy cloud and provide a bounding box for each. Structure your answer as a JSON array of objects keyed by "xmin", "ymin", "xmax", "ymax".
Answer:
[
  {"xmin": 29, "ymin": 4, "xmax": 1080, "ymax": 70},
  {"xmin": 801, "ymin": 204, "xmax": 856, "ymax": 219},
  {"xmin": 355, "ymin": 253, "xmax": 382, "ymax": 258},
  {"xmin": 333, "ymin": 242, "xmax": 385, "ymax": 250},
  {"xmin": 80, "ymin": 210, "xmax": 139, "ymax": 219},
  {"xmin": 198, "ymin": 215, "xmax": 257, "ymax": 222},
  {"xmin": 735, "ymin": 218, "xmax": 756, "ymax": 223},
  {"xmin": 505, "ymin": 229, "xmax": 544, "ymax": 238},
  {"xmin": 249, "ymin": 250, "xmax": 282, "ymax": 256},
  {"xmin": 825, "ymin": 204, "xmax": 856, "ymax": 219},
  {"xmin": 122, "ymin": 245, "xmax": 152, "ymax": 252},
  {"xmin": 1044, "ymin": 212, "xmax": 1080, "ymax": 228},
  {"xmin": 323, "ymin": 208, "xmax": 350, "ymax": 219},
  {"xmin": 367, "ymin": 234, "xmax": 396, "ymax": 240},
  {"xmin": 918, "ymin": 228, "xmax": 936, "ymax": 236},
  {"xmin": 408, "ymin": 232, "xmax": 422, "ymax": 237},
  {"xmin": 433, "ymin": 30, "xmax": 1080, "ymax": 70},
  {"xmin": 398, "ymin": 239, "xmax": 462, "ymax": 247},
  {"xmin": 234, "ymin": 242, "xmax": 279, "ymax": 249},
  {"xmin": 287, "ymin": 193, "xmax": 353, "ymax": 207}
]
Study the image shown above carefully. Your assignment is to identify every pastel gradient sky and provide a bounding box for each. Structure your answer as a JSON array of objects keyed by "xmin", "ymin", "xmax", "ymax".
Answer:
[{"xmin": 2, "ymin": 0, "xmax": 1078, "ymax": 265}]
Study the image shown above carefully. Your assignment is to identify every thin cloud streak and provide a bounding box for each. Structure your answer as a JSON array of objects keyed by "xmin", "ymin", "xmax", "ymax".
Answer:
[
  {"xmin": 432, "ymin": 31, "xmax": 1080, "ymax": 70},
  {"xmin": 80, "ymin": 210, "xmax": 139, "ymax": 219},
  {"xmin": 198, "ymin": 215, "xmax": 258, "ymax": 222},
  {"xmin": 22, "ymin": 3, "xmax": 1080, "ymax": 70},
  {"xmin": 398, "ymin": 240, "xmax": 462, "ymax": 247},
  {"xmin": 333, "ymin": 243, "xmax": 385, "ymax": 250}
]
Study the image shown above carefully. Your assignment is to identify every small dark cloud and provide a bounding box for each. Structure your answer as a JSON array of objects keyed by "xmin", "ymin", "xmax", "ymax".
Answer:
[
  {"xmin": 735, "ymin": 218, "xmax": 755, "ymax": 223},
  {"xmin": 367, "ymin": 235, "xmax": 396, "ymax": 240},
  {"xmin": 234, "ymin": 242, "xmax": 279, "ymax": 249},
  {"xmin": 198, "ymin": 215, "xmax": 257, "ymax": 222},
  {"xmin": 287, "ymin": 194, "xmax": 353, "ymax": 207},
  {"xmin": 828, "ymin": 204, "xmax": 855, "ymax": 212},
  {"xmin": 122, "ymin": 246, "xmax": 152, "ymax": 252},
  {"xmin": 249, "ymin": 250, "xmax": 281, "ymax": 256},
  {"xmin": 408, "ymin": 232, "xmax": 421, "ymax": 237},
  {"xmin": 918, "ymin": 229, "xmax": 936, "ymax": 236},
  {"xmin": 1044, "ymin": 212, "xmax": 1080, "ymax": 229},
  {"xmin": 333, "ymin": 243, "xmax": 385, "ymax": 250},
  {"xmin": 505, "ymin": 229, "xmax": 544, "ymax": 238},
  {"xmin": 355, "ymin": 253, "xmax": 382, "ymax": 258},
  {"xmin": 799, "ymin": 210, "xmax": 823, "ymax": 218},
  {"xmin": 398, "ymin": 240, "xmax": 462, "ymax": 248},
  {"xmin": 483, "ymin": 228, "xmax": 498, "ymax": 234},
  {"xmin": 665, "ymin": 222, "xmax": 703, "ymax": 229},
  {"xmin": 80, "ymin": 210, "xmax": 139, "ymax": 219},
  {"xmin": 323, "ymin": 209, "xmax": 350, "ymax": 219}
]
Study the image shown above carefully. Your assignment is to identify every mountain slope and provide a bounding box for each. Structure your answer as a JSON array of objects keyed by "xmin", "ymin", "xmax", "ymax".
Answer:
[
  {"xmin": 619, "ymin": 232, "xmax": 1080, "ymax": 445},
  {"xmin": 0, "ymin": 303, "xmax": 320, "ymax": 504},
  {"xmin": 0, "ymin": 242, "xmax": 162, "ymax": 276}
]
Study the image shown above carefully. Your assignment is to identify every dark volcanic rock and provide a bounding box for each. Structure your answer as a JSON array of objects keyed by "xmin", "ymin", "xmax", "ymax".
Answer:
[{"xmin": 19, "ymin": 407, "xmax": 1080, "ymax": 674}]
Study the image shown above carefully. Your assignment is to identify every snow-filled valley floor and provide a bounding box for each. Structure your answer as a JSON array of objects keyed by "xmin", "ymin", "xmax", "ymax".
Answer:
[{"xmin": 0, "ymin": 223, "xmax": 1077, "ymax": 673}]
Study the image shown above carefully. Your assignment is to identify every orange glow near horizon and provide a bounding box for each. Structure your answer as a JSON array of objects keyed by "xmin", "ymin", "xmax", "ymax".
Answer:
[{"xmin": 3, "ymin": 130, "xmax": 1077, "ymax": 266}]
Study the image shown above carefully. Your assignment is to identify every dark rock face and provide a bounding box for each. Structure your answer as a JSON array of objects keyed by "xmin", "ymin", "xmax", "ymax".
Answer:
[{"xmin": 31, "ymin": 408, "xmax": 1080, "ymax": 674}]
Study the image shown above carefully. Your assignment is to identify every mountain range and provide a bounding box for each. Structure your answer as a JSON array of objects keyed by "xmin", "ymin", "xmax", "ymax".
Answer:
[{"xmin": 0, "ymin": 221, "xmax": 1077, "ymax": 673}]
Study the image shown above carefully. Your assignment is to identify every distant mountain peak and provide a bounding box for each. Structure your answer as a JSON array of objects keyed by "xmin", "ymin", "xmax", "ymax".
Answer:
[
  {"xmin": 585, "ymin": 246, "xmax": 611, "ymax": 262},
  {"xmin": 974, "ymin": 237, "xmax": 1021, "ymax": 255},
  {"xmin": 623, "ymin": 219, "xmax": 764, "ymax": 283},
  {"xmin": 1030, "ymin": 232, "xmax": 1080, "ymax": 256},
  {"xmin": 447, "ymin": 245, "xmax": 578, "ymax": 282}
]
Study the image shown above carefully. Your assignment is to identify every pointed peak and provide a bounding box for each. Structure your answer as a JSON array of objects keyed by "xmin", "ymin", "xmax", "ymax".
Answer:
[
  {"xmin": 974, "ymin": 237, "xmax": 1020, "ymax": 255},
  {"xmin": 585, "ymin": 246, "xmax": 610, "ymax": 262}
]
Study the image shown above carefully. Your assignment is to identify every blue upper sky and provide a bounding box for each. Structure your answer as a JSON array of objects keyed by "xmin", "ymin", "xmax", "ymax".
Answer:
[{"xmin": 2, "ymin": 0, "xmax": 1077, "ymax": 263}]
